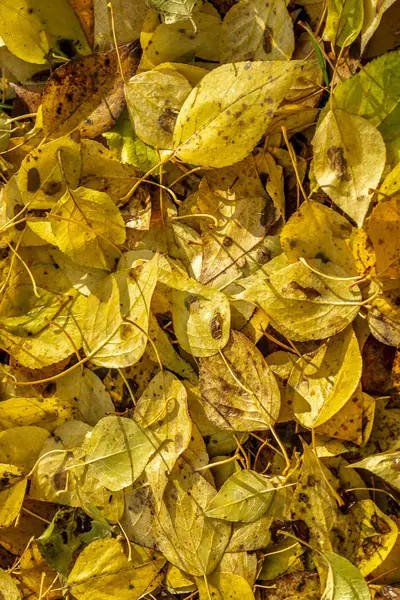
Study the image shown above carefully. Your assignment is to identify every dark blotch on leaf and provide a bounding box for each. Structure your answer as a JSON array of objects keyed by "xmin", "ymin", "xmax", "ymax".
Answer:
[
  {"xmin": 27, "ymin": 167, "xmax": 41, "ymax": 192},
  {"xmin": 263, "ymin": 26, "xmax": 274, "ymax": 54},
  {"xmin": 283, "ymin": 281, "xmax": 322, "ymax": 300},
  {"xmin": 210, "ymin": 313, "xmax": 223, "ymax": 340}
]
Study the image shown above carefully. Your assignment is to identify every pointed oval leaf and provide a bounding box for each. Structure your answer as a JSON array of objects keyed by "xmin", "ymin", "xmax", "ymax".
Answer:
[
  {"xmin": 312, "ymin": 108, "xmax": 386, "ymax": 226},
  {"xmin": 221, "ymin": 0, "xmax": 294, "ymax": 63},
  {"xmin": 82, "ymin": 415, "xmax": 160, "ymax": 491},
  {"xmin": 288, "ymin": 326, "xmax": 362, "ymax": 428},
  {"xmin": 321, "ymin": 551, "xmax": 371, "ymax": 600},
  {"xmin": 173, "ymin": 61, "xmax": 302, "ymax": 167},
  {"xmin": 199, "ymin": 330, "xmax": 281, "ymax": 431},
  {"xmin": 204, "ymin": 470, "xmax": 276, "ymax": 522},
  {"xmin": 125, "ymin": 69, "xmax": 192, "ymax": 149},
  {"xmin": 236, "ymin": 259, "xmax": 361, "ymax": 341},
  {"xmin": 50, "ymin": 187, "xmax": 126, "ymax": 270},
  {"xmin": 83, "ymin": 254, "xmax": 158, "ymax": 367}
]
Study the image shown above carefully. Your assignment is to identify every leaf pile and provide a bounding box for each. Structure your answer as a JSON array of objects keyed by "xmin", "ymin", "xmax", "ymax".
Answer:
[{"xmin": 0, "ymin": 1, "xmax": 400, "ymax": 599}]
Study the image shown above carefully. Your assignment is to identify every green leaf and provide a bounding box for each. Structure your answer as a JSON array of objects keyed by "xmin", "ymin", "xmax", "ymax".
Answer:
[
  {"xmin": 125, "ymin": 69, "xmax": 192, "ymax": 149},
  {"xmin": 37, "ymin": 507, "xmax": 111, "ymax": 576},
  {"xmin": 204, "ymin": 470, "xmax": 276, "ymax": 522},
  {"xmin": 236, "ymin": 258, "xmax": 361, "ymax": 341},
  {"xmin": 312, "ymin": 108, "xmax": 386, "ymax": 226},
  {"xmin": 199, "ymin": 330, "xmax": 281, "ymax": 431},
  {"xmin": 50, "ymin": 187, "xmax": 126, "ymax": 270},
  {"xmin": 321, "ymin": 551, "xmax": 371, "ymax": 600},
  {"xmin": 83, "ymin": 254, "xmax": 158, "ymax": 367},
  {"xmin": 220, "ymin": 0, "xmax": 294, "ymax": 62},
  {"xmin": 327, "ymin": 48, "xmax": 400, "ymax": 164},
  {"xmin": 103, "ymin": 109, "xmax": 159, "ymax": 172},
  {"xmin": 288, "ymin": 326, "xmax": 362, "ymax": 428},
  {"xmin": 0, "ymin": 0, "xmax": 90, "ymax": 64},
  {"xmin": 325, "ymin": 0, "xmax": 364, "ymax": 47},
  {"xmin": 173, "ymin": 61, "xmax": 302, "ymax": 167}
]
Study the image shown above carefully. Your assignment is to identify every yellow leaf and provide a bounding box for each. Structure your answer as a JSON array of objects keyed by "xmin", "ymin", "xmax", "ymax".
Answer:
[
  {"xmin": 0, "ymin": 0, "xmax": 90, "ymax": 64},
  {"xmin": 197, "ymin": 572, "xmax": 256, "ymax": 600},
  {"xmin": 236, "ymin": 258, "xmax": 361, "ymax": 341},
  {"xmin": 220, "ymin": 0, "xmax": 294, "ymax": 62},
  {"xmin": 0, "ymin": 464, "xmax": 26, "ymax": 527},
  {"xmin": 125, "ymin": 69, "xmax": 192, "ymax": 149},
  {"xmin": 366, "ymin": 194, "xmax": 400, "ymax": 278},
  {"xmin": 281, "ymin": 200, "xmax": 357, "ymax": 275},
  {"xmin": 288, "ymin": 326, "xmax": 362, "ymax": 428},
  {"xmin": 0, "ymin": 569, "xmax": 21, "ymax": 599},
  {"xmin": 134, "ymin": 371, "xmax": 192, "ymax": 505},
  {"xmin": 0, "ymin": 397, "xmax": 78, "ymax": 432},
  {"xmin": 66, "ymin": 539, "xmax": 166, "ymax": 600},
  {"xmin": 0, "ymin": 426, "xmax": 49, "ymax": 474},
  {"xmin": 139, "ymin": 8, "xmax": 222, "ymax": 71},
  {"xmin": 83, "ymin": 254, "xmax": 158, "ymax": 367},
  {"xmin": 82, "ymin": 415, "xmax": 160, "ymax": 491},
  {"xmin": 50, "ymin": 187, "xmax": 126, "ymax": 270},
  {"xmin": 312, "ymin": 108, "xmax": 386, "ymax": 226},
  {"xmin": 151, "ymin": 456, "xmax": 231, "ymax": 576},
  {"xmin": 17, "ymin": 135, "xmax": 81, "ymax": 210},
  {"xmin": 173, "ymin": 61, "xmax": 302, "ymax": 167},
  {"xmin": 199, "ymin": 330, "xmax": 281, "ymax": 431}
]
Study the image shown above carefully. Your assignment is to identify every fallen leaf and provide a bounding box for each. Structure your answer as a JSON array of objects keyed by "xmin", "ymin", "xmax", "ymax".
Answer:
[
  {"xmin": 199, "ymin": 330, "xmax": 281, "ymax": 430},
  {"xmin": 42, "ymin": 43, "xmax": 140, "ymax": 139},
  {"xmin": 173, "ymin": 61, "xmax": 302, "ymax": 167},
  {"xmin": 312, "ymin": 108, "xmax": 386, "ymax": 226}
]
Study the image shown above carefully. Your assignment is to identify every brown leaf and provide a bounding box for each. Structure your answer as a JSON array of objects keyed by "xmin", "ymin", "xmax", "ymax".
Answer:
[
  {"xmin": 42, "ymin": 43, "xmax": 140, "ymax": 139},
  {"xmin": 68, "ymin": 0, "xmax": 94, "ymax": 47}
]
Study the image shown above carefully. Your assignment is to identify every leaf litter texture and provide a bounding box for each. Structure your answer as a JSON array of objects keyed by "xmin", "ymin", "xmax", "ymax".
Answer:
[{"xmin": 0, "ymin": 1, "xmax": 400, "ymax": 599}]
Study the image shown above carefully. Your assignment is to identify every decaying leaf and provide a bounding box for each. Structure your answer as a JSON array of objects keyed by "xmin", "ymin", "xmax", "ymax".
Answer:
[{"xmin": 42, "ymin": 44, "xmax": 140, "ymax": 139}]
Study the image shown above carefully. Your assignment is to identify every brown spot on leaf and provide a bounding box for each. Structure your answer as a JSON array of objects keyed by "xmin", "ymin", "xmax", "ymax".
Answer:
[
  {"xmin": 158, "ymin": 106, "xmax": 179, "ymax": 133},
  {"xmin": 42, "ymin": 180, "xmax": 62, "ymax": 196},
  {"xmin": 263, "ymin": 26, "xmax": 273, "ymax": 54},
  {"xmin": 327, "ymin": 146, "xmax": 351, "ymax": 182},
  {"xmin": 210, "ymin": 313, "xmax": 223, "ymax": 340},
  {"xmin": 283, "ymin": 281, "xmax": 322, "ymax": 300}
]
